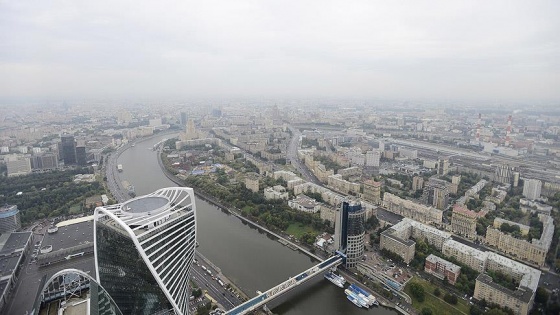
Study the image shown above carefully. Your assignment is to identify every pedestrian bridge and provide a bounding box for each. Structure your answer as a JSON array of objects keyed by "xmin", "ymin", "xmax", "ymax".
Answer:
[{"xmin": 226, "ymin": 253, "xmax": 345, "ymax": 315}]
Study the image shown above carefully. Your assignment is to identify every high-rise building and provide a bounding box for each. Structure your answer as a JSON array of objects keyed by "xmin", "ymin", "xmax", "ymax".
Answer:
[
  {"xmin": 76, "ymin": 146, "xmax": 87, "ymax": 166},
  {"xmin": 522, "ymin": 179, "xmax": 542, "ymax": 200},
  {"xmin": 61, "ymin": 135, "xmax": 77, "ymax": 165},
  {"xmin": 31, "ymin": 153, "xmax": 59, "ymax": 170},
  {"xmin": 0, "ymin": 205, "xmax": 21, "ymax": 233},
  {"xmin": 422, "ymin": 178, "xmax": 449, "ymax": 210},
  {"xmin": 180, "ymin": 112, "xmax": 188, "ymax": 126},
  {"xmin": 437, "ymin": 158, "xmax": 449, "ymax": 175},
  {"xmin": 412, "ymin": 176, "xmax": 424, "ymax": 191},
  {"xmin": 365, "ymin": 150, "xmax": 380, "ymax": 167},
  {"xmin": 335, "ymin": 201, "xmax": 365, "ymax": 267},
  {"xmin": 94, "ymin": 187, "xmax": 196, "ymax": 315}
]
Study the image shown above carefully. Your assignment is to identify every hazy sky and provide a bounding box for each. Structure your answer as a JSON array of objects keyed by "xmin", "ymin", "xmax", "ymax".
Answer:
[{"xmin": 1, "ymin": 1, "xmax": 559, "ymax": 102}]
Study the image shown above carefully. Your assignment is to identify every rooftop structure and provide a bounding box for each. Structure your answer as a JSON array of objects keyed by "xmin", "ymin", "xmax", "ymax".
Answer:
[{"xmin": 0, "ymin": 205, "xmax": 21, "ymax": 234}]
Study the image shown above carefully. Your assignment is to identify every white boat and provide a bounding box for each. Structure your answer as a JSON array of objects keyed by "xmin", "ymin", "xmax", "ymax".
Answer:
[
  {"xmin": 345, "ymin": 289, "xmax": 370, "ymax": 309},
  {"xmin": 324, "ymin": 273, "xmax": 345, "ymax": 288},
  {"xmin": 347, "ymin": 295, "xmax": 362, "ymax": 308}
]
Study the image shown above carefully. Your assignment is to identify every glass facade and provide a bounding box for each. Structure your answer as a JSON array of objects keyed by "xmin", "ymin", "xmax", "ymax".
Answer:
[
  {"xmin": 94, "ymin": 187, "xmax": 197, "ymax": 315},
  {"xmin": 96, "ymin": 222, "xmax": 173, "ymax": 315},
  {"xmin": 340, "ymin": 201, "xmax": 365, "ymax": 267}
]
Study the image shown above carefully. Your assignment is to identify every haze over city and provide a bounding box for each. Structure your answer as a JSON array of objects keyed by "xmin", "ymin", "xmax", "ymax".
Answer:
[{"xmin": 1, "ymin": 0, "xmax": 559, "ymax": 102}]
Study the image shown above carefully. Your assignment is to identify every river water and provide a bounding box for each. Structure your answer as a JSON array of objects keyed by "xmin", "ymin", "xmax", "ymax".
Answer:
[{"xmin": 116, "ymin": 133, "xmax": 397, "ymax": 315}]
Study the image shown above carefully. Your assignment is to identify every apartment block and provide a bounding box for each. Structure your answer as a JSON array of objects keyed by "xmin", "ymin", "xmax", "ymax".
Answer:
[
  {"xmin": 328, "ymin": 174, "xmax": 361, "ymax": 195},
  {"xmin": 362, "ymin": 180, "xmax": 381, "ymax": 204},
  {"xmin": 442, "ymin": 240, "xmax": 488, "ymax": 272},
  {"xmin": 383, "ymin": 193, "xmax": 443, "ymax": 224},
  {"xmin": 485, "ymin": 216, "xmax": 554, "ymax": 267},
  {"xmin": 451, "ymin": 204, "xmax": 478, "ymax": 239}
]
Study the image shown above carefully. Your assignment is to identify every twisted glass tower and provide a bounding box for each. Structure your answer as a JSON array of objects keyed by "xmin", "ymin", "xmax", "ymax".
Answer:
[{"xmin": 94, "ymin": 187, "xmax": 196, "ymax": 315}]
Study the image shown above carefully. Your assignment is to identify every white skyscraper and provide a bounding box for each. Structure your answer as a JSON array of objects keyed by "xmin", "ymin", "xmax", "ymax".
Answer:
[
  {"xmin": 94, "ymin": 187, "xmax": 197, "ymax": 315},
  {"xmin": 523, "ymin": 179, "xmax": 542, "ymax": 200}
]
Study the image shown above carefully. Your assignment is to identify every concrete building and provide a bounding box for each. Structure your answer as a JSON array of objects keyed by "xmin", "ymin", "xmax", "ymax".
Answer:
[
  {"xmin": 6, "ymin": 156, "xmax": 32, "ymax": 177},
  {"xmin": 474, "ymin": 274, "xmax": 533, "ymax": 315},
  {"xmin": 362, "ymin": 180, "xmax": 381, "ymax": 204},
  {"xmin": 522, "ymin": 179, "xmax": 542, "ymax": 200},
  {"xmin": 424, "ymin": 254, "xmax": 461, "ymax": 285},
  {"xmin": 328, "ymin": 174, "xmax": 361, "ymax": 195},
  {"xmin": 288, "ymin": 195, "xmax": 321, "ymax": 213},
  {"xmin": 245, "ymin": 172, "xmax": 260, "ymax": 193},
  {"xmin": 442, "ymin": 240, "xmax": 488, "ymax": 272},
  {"xmin": 412, "ymin": 176, "xmax": 424, "ymax": 191},
  {"xmin": 451, "ymin": 204, "xmax": 478, "ymax": 239},
  {"xmin": 474, "ymin": 252, "xmax": 541, "ymax": 315},
  {"xmin": 437, "ymin": 158, "xmax": 449, "ymax": 175},
  {"xmin": 365, "ymin": 150, "xmax": 380, "ymax": 167},
  {"xmin": 383, "ymin": 193, "xmax": 443, "ymax": 224},
  {"xmin": 485, "ymin": 216, "xmax": 554, "ymax": 267},
  {"xmin": 380, "ymin": 218, "xmax": 451, "ymax": 264},
  {"xmin": 335, "ymin": 201, "xmax": 366, "ymax": 267},
  {"xmin": 0, "ymin": 205, "xmax": 21, "ymax": 234},
  {"xmin": 320, "ymin": 205, "xmax": 336, "ymax": 226},
  {"xmin": 422, "ymin": 178, "xmax": 449, "ymax": 210},
  {"xmin": 30, "ymin": 153, "xmax": 59, "ymax": 170},
  {"xmin": 264, "ymin": 186, "xmax": 289, "ymax": 200}
]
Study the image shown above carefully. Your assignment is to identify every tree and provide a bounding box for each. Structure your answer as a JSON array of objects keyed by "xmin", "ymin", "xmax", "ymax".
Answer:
[
  {"xmin": 444, "ymin": 293, "xmax": 458, "ymax": 305},
  {"xmin": 421, "ymin": 307, "xmax": 433, "ymax": 315},
  {"xmin": 535, "ymin": 286, "xmax": 549, "ymax": 305},
  {"xmin": 409, "ymin": 282, "xmax": 425, "ymax": 302},
  {"xmin": 434, "ymin": 288, "xmax": 441, "ymax": 297}
]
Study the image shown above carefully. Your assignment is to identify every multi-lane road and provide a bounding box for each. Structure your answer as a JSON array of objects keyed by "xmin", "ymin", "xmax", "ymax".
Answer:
[{"xmin": 286, "ymin": 125, "xmax": 322, "ymax": 185}]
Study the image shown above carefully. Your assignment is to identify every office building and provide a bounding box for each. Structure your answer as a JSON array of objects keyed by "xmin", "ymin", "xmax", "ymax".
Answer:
[
  {"xmin": 335, "ymin": 201, "xmax": 365, "ymax": 267},
  {"xmin": 365, "ymin": 150, "xmax": 380, "ymax": 167},
  {"xmin": 451, "ymin": 204, "xmax": 478, "ymax": 239},
  {"xmin": 61, "ymin": 135, "xmax": 77, "ymax": 165},
  {"xmin": 0, "ymin": 205, "xmax": 21, "ymax": 234},
  {"xmin": 94, "ymin": 187, "xmax": 196, "ymax": 315},
  {"xmin": 180, "ymin": 112, "xmax": 188, "ymax": 126},
  {"xmin": 424, "ymin": 254, "xmax": 461, "ymax": 285},
  {"xmin": 76, "ymin": 146, "xmax": 87, "ymax": 166},
  {"xmin": 31, "ymin": 153, "xmax": 59, "ymax": 170},
  {"xmin": 6, "ymin": 156, "xmax": 32, "ymax": 177},
  {"xmin": 522, "ymin": 179, "xmax": 542, "ymax": 200}
]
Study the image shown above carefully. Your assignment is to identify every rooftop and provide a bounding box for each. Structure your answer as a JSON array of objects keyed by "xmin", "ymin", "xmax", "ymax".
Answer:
[
  {"xmin": 476, "ymin": 274, "xmax": 534, "ymax": 303},
  {"xmin": 0, "ymin": 232, "xmax": 31, "ymax": 255},
  {"xmin": 42, "ymin": 221, "xmax": 93, "ymax": 253},
  {"xmin": 443, "ymin": 240, "xmax": 488, "ymax": 261},
  {"xmin": 426, "ymin": 254, "xmax": 461, "ymax": 273},
  {"xmin": 122, "ymin": 196, "xmax": 169, "ymax": 214}
]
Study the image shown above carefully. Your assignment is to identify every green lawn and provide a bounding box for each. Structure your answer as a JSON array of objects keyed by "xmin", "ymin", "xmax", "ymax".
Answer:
[
  {"xmin": 285, "ymin": 223, "xmax": 316, "ymax": 239},
  {"xmin": 404, "ymin": 277, "xmax": 470, "ymax": 315}
]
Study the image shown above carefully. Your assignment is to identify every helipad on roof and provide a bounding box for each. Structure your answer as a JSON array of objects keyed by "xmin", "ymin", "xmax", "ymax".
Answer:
[{"xmin": 122, "ymin": 196, "xmax": 168, "ymax": 214}]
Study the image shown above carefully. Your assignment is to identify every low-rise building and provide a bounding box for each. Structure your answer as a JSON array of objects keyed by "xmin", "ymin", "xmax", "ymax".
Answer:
[
  {"xmin": 264, "ymin": 185, "xmax": 289, "ymax": 200},
  {"xmin": 288, "ymin": 195, "xmax": 321, "ymax": 213},
  {"xmin": 328, "ymin": 174, "xmax": 360, "ymax": 195},
  {"xmin": 424, "ymin": 254, "xmax": 461, "ymax": 285}
]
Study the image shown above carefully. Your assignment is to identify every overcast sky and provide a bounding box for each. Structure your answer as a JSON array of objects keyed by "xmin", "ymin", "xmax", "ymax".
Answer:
[{"xmin": 1, "ymin": 1, "xmax": 559, "ymax": 102}]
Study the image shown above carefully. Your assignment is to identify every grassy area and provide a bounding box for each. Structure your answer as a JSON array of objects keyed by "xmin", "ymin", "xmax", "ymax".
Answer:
[
  {"xmin": 285, "ymin": 223, "xmax": 316, "ymax": 238},
  {"xmin": 404, "ymin": 277, "xmax": 470, "ymax": 315}
]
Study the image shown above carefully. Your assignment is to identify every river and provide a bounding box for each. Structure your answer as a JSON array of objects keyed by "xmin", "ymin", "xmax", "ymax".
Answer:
[{"xmin": 116, "ymin": 133, "xmax": 398, "ymax": 315}]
